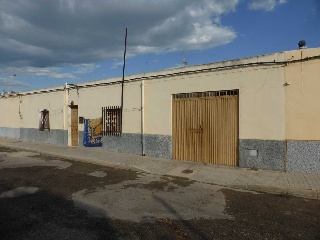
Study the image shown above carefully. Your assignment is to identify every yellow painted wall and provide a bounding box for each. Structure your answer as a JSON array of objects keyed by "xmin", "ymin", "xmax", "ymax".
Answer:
[
  {"xmin": 21, "ymin": 91, "xmax": 65, "ymax": 129},
  {"xmin": 285, "ymin": 48, "xmax": 320, "ymax": 140},
  {"xmin": 0, "ymin": 96, "xmax": 21, "ymax": 128},
  {"xmin": 68, "ymin": 80, "xmax": 142, "ymax": 133},
  {"xmin": 4, "ymin": 49, "xmax": 311, "ymax": 143},
  {"xmin": 144, "ymin": 54, "xmax": 286, "ymax": 140}
]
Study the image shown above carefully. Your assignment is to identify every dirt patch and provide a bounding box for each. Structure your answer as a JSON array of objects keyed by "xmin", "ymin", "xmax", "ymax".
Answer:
[
  {"xmin": 168, "ymin": 176, "xmax": 196, "ymax": 187},
  {"xmin": 123, "ymin": 176, "xmax": 195, "ymax": 192},
  {"xmin": 123, "ymin": 181, "xmax": 178, "ymax": 192},
  {"xmin": 28, "ymin": 154, "xmax": 65, "ymax": 161},
  {"xmin": 0, "ymin": 160, "xmax": 139, "ymax": 197},
  {"xmin": 0, "ymin": 147, "xmax": 18, "ymax": 153},
  {"xmin": 182, "ymin": 169, "xmax": 193, "ymax": 174}
]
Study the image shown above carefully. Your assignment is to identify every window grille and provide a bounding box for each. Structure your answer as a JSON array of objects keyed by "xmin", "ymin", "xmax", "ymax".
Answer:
[
  {"xmin": 39, "ymin": 109, "xmax": 50, "ymax": 131},
  {"xmin": 102, "ymin": 106, "xmax": 121, "ymax": 136}
]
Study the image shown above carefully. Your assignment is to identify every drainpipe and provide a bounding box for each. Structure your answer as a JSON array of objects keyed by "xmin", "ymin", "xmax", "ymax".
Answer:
[
  {"xmin": 64, "ymin": 83, "xmax": 69, "ymax": 130},
  {"xmin": 300, "ymin": 48, "xmax": 304, "ymax": 94},
  {"xmin": 18, "ymin": 94, "xmax": 23, "ymax": 139},
  {"xmin": 140, "ymin": 80, "xmax": 145, "ymax": 156},
  {"xmin": 64, "ymin": 83, "xmax": 71, "ymax": 146}
]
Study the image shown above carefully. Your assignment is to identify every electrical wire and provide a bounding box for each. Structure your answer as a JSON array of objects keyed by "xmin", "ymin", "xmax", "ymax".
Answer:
[{"xmin": 1, "ymin": 54, "xmax": 319, "ymax": 98}]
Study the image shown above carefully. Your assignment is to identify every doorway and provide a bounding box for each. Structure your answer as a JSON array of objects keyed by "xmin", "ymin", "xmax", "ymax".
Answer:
[
  {"xmin": 172, "ymin": 90, "xmax": 239, "ymax": 166},
  {"xmin": 70, "ymin": 105, "xmax": 78, "ymax": 146}
]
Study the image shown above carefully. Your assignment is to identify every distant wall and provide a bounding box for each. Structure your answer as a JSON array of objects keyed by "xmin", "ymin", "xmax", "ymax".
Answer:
[
  {"xmin": 68, "ymin": 81, "xmax": 142, "ymax": 134},
  {"xmin": 16, "ymin": 91, "xmax": 66, "ymax": 145},
  {"xmin": 21, "ymin": 91, "xmax": 65, "ymax": 130},
  {"xmin": 0, "ymin": 96, "xmax": 21, "ymax": 138}
]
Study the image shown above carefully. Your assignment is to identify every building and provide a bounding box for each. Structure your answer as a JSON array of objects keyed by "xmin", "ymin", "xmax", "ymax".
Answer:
[{"xmin": 1, "ymin": 48, "xmax": 320, "ymax": 173}]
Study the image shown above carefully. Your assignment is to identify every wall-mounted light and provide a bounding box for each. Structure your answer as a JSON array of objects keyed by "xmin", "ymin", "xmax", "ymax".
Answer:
[{"xmin": 298, "ymin": 40, "xmax": 306, "ymax": 49}]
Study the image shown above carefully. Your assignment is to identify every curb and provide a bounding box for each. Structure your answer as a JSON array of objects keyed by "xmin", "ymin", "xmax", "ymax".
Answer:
[
  {"xmin": 287, "ymin": 188, "xmax": 318, "ymax": 200},
  {"xmin": 247, "ymin": 185, "xmax": 319, "ymax": 200},
  {"xmin": 260, "ymin": 185, "xmax": 287, "ymax": 195}
]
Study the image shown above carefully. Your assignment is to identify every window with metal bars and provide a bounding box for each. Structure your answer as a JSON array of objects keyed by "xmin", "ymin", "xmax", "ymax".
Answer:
[
  {"xmin": 102, "ymin": 106, "xmax": 122, "ymax": 136},
  {"xmin": 39, "ymin": 109, "xmax": 50, "ymax": 131}
]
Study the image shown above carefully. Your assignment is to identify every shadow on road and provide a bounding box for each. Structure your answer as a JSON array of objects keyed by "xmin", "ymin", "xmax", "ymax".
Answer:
[{"xmin": 0, "ymin": 182, "xmax": 118, "ymax": 240}]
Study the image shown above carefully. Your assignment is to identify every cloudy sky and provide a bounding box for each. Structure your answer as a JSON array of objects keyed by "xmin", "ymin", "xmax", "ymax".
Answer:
[{"xmin": 0, "ymin": 0, "xmax": 319, "ymax": 92}]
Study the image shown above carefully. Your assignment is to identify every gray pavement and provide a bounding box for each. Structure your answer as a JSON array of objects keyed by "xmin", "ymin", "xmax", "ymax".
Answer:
[{"xmin": 0, "ymin": 137, "xmax": 319, "ymax": 200}]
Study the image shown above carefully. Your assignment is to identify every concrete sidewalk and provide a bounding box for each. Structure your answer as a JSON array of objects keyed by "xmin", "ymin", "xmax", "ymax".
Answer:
[{"xmin": 0, "ymin": 137, "xmax": 319, "ymax": 200}]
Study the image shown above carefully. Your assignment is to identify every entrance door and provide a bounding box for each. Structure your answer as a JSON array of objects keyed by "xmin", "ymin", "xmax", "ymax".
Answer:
[
  {"xmin": 172, "ymin": 98, "xmax": 203, "ymax": 162},
  {"xmin": 172, "ymin": 90, "xmax": 238, "ymax": 166},
  {"xmin": 70, "ymin": 106, "xmax": 78, "ymax": 146}
]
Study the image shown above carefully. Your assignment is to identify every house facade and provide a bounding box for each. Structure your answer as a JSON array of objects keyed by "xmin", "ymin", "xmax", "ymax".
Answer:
[{"xmin": 1, "ymin": 48, "xmax": 320, "ymax": 173}]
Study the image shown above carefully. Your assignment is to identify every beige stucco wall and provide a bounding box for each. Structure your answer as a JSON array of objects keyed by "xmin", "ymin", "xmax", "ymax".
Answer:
[
  {"xmin": 4, "ymin": 49, "xmax": 309, "ymax": 144},
  {"xmin": 0, "ymin": 96, "xmax": 21, "ymax": 128},
  {"xmin": 68, "ymin": 51, "xmax": 287, "ymax": 141},
  {"xmin": 21, "ymin": 91, "xmax": 65, "ymax": 130},
  {"xmin": 68, "ymin": 80, "xmax": 142, "ymax": 133},
  {"xmin": 144, "ymin": 53, "xmax": 286, "ymax": 140},
  {"xmin": 285, "ymin": 48, "xmax": 320, "ymax": 140}
]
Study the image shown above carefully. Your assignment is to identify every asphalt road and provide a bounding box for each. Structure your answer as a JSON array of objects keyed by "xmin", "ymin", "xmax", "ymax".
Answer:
[{"xmin": 0, "ymin": 146, "xmax": 319, "ymax": 240}]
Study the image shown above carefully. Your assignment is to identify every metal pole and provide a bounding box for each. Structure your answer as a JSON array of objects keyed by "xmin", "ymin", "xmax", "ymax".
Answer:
[
  {"xmin": 140, "ymin": 81, "xmax": 145, "ymax": 156},
  {"xmin": 120, "ymin": 28, "xmax": 127, "ymax": 134}
]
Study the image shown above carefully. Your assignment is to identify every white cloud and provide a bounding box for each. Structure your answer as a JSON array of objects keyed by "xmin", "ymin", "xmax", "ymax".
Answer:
[
  {"xmin": 0, "ymin": 66, "xmax": 76, "ymax": 79},
  {"xmin": 24, "ymin": 67, "xmax": 75, "ymax": 79},
  {"xmin": 111, "ymin": 60, "xmax": 123, "ymax": 70},
  {"xmin": 248, "ymin": 0, "xmax": 287, "ymax": 11},
  {"xmin": 0, "ymin": 63, "xmax": 100, "ymax": 80},
  {"xmin": 0, "ymin": 77, "xmax": 30, "ymax": 87},
  {"xmin": 73, "ymin": 63, "xmax": 100, "ymax": 74},
  {"xmin": 0, "ymin": 0, "xmax": 239, "ymax": 72}
]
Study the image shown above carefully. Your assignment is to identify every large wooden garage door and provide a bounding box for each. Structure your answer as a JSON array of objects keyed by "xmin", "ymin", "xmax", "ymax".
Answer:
[{"xmin": 172, "ymin": 90, "xmax": 239, "ymax": 166}]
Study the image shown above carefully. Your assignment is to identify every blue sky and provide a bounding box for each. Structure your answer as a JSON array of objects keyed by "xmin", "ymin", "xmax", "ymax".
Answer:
[{"xmin": 0, "ymin": 0, "xmax": 319, "ymax": 92}]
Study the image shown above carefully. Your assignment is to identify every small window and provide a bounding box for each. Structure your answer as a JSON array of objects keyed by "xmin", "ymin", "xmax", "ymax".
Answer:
[
  {"xmin": 102, "ymin": 106, "xmax": 121, "ymax": 136},
  {"xmin": 39, "ymin": 109, "xmax": 50, "ymax": 131}
]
